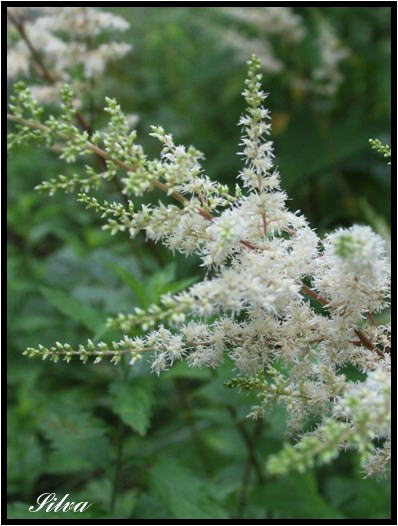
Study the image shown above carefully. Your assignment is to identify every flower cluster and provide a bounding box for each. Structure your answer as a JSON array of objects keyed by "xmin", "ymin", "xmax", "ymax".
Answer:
[
  {"xmin": 266, "ymin": 367, "xmax": 390, "ymax": 477},
  {"xmin": 216, "ymin": 7, "xmax": 305, "ymax": 74},
  {"xmin": 370, "ymin": 138, "xmax": 391, "ymax": 163},
  {"xmin": 8, "ymin": 55, "xmax": 390, "ymax": 478},
  {"xmin": 215, "ymin": 8, "xmax": 349, "ymax": 96},
  {"xmin": 7, "ymin": 7, "xmax": 131, "ymax": 105}
]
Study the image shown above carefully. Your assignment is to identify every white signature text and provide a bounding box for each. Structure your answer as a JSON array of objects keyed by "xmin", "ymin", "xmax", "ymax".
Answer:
[{"xmin": 29, "ymin": 493, "xmax": 92, "ymax": 513}]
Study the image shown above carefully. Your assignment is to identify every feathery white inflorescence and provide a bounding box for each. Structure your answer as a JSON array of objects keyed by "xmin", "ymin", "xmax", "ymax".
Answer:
[{"xmin": 10, "ymin": 54, "xmax": 390, "ymax": 478}]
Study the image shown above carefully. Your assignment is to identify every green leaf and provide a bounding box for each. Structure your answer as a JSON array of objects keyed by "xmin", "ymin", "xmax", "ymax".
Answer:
[
  {"xmin": 39, "ymin": 405, "xmax": 110, "ymax": 472},
  {"xmin": 112, "ymin": 490, "xmax": 138, "ymax": 519},
  {"xmin": 163, "ymin": 361, "xmax": 211, "ymax": 380},
  {"xmin": 108, "ymin": 263, "xmax": 149, "ymax": 308},
  {"xmin": 324, "ymin": 475, "xmax": 391, "ymax": 519},
  {"xmin": 7, "ymin": 423, "xmax": 44, "ymax": 493},
  {"xmin": 158, "ymin": 276, "xmax": 198, "ymax": 296},
  {"xmin": 109, "ymin": 379, "xmax": 154, "ymax": 436},
  {"xmin": 7, "ymin": 502, "xmax": 36, "ymax": 520},
  {"xmin": 132, "ymin": 493, "xmax": 170, "ymax": 519},
  {"xmin": 80, "ymin": 479, "xmax": 138, "ymax": 519},
  {"xmin": 202, "ymin": 427, "xmax": 246, "ymax": 458},
  {"xmin": 278, "ymin": 108, "xmax": 387, "ymax": 190},
  {"xmin": 146, "ymin": 262, "xmax": 177, "ymax": 303},
  {"xmin": 109, "ymin": 262, "xmax": 197, "ymax": 308},
  {"xmin": 252, "ymin": 472, "xmax": 343, "ymax": 519},
  {"xmin": 40, "ymin": 407, "xmax": 106, "ymax": 443},
  {"xmin": 39, "ymin": 286, "xmax": 105, "ymax": 333},
  {"xmin": 149, "ymin": 457, "xmax": 228, "ymax": 519}
]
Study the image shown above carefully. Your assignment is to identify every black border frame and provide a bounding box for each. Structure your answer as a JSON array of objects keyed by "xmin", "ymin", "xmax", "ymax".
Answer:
[{"xmin": 2, "ymin": 2, "xmax": 396, "ymax": 524}]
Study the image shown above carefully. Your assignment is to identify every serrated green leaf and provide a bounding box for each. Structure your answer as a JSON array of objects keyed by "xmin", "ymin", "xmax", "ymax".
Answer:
[
  {"xmin": 40, "ymin": 408, "xmax": 106, "ymax": 443},
  {"xmin": 149, "ymin": 457, "xmax": 228, "ymax": 519},
  {"xmin": 39, "ymin": 405, "xmax": 110, "ymax": 472},
  {"xmin": 109, "ymin": 380, "xmax": 154, "ymax": 436}
]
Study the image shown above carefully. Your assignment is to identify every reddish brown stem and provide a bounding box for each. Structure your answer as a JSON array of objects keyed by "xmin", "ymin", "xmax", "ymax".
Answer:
[
  {"xmin": 261, "ymin": 211, "xmax": 268, "ymax": 237},
  {"xmin": 366, "ymin": 312, "xmax": 378, "ymax": 327},
  {"xmin": 300, "ymin": 283, "xmax": 328, "ymax": 306},
  {"xmin": 7, "ymin": 113, "xmax": 383, "ymax": 355},
  {"xmin": 300, "ymin": 284, "xmax": 377, "ymax": 352},
  {"xmin": 8, "ymin": 11, "xmax": 55, "ymax": 84},
  {"xmin": 355, "ymin": 329, "xmax": 382, "ymax": 356}
]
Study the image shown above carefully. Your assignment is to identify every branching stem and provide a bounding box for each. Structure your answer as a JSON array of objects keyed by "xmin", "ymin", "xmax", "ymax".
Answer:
[{"xmin": 7, "ymin": 112, "xmax": 380, "ymax": 355}]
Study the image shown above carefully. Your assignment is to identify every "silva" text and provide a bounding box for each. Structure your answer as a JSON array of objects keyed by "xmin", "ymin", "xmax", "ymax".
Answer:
[{"xmin": 29, "ymin": 493, "xmax": 92, "ymax": 513}]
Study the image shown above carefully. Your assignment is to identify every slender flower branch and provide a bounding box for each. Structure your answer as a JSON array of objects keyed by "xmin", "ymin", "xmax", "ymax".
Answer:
[{"xmin": 7, "ymin": 111, "xmax": 380, "ymax": 354}]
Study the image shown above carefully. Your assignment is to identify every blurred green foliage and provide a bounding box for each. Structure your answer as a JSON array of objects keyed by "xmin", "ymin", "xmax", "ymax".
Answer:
[{"xmin": 7, "ymin": 6, "xmax": 391, "ymax": 520}]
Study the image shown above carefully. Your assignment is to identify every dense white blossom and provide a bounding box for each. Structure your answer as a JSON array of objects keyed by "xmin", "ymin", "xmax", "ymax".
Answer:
[
  {"xmin": 314, "ymin": 225, "xmax": 390, "ymax": 319},
  {"xmin": 9, "ymin": 54, "xmax": 390, "ymax": 478},
  {"xmin": 334, "ymin": 367, "xmax": 391, "ymax": 439}
]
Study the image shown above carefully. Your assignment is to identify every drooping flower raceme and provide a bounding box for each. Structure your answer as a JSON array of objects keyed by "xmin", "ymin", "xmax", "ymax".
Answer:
[{"xmin": 8, "ymin": 55, "xmax": 390, "ymax": 478}]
